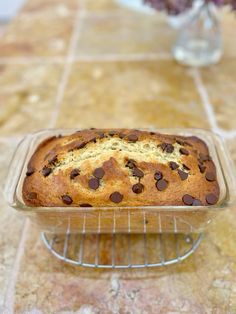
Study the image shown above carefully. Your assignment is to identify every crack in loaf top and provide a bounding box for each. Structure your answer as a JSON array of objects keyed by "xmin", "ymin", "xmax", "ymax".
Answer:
[{"xmin": 22, "ymin": 129, "xmax": 220, "ymax": 207}]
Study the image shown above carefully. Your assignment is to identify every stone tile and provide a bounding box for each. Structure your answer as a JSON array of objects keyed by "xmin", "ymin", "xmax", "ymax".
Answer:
[
  {"xmin": 75, "ymin": 14, "xmax": 175, "ymax": 56},
  {"xmin": 221, "ymin": 10, "xmax": 236, "ymax": 58},
  {"xmin": 227, "ymin": 137, "xmax": 236, "ymax": 166},
  {"xmin": 0, "ymin": 16, "xmax": 74, "ymax": 57},
  {"xmin": 0, "ymin": 139, "xmax": 25, "ymax": 312},
  {"xmin": 56, "ymin": 60, "xmax": 209, "ymax": 129},
  {"xmin": 84, "ymin": 0, "xmax": 154, "ymax": 14},
  {"xmin": 84, "ymin": 0, "xmax": 127, "ymax": 11},
  {"xmin": 20, "ymin": 0, "xmax": 79, "ymax": 17},
  {"xmin": 0, "ymin": 63, "xmax": 63, "ymax": 135},
  {"xmin": 11, "ymin": 210, "xmax": 236, "ymax": 313},
  {"xmin": 200, "ymin": 59, "xmax": 236, "ymax": 131}
]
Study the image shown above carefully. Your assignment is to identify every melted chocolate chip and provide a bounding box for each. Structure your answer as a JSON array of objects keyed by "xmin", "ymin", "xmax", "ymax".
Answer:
[
  {"xmin": 128, "ymin": 134, "xmax": 138, "ymax": 142},
  {"xmin": 132, "ymin": 183, "xmax": 144, "ymax": 194},
  {"xmin": 183, "ymin": 164, "xmax": 190, "ymax": 171},
  {"xmin": 132, "ymin": 168, "xmax": 144, "ymax": 178},
  {"xmin": 160, "ymin": 143, "xmax": 167, "ymax": 151},
  {"xmin": 180, "ymin": 148, "xmax": 189, "ymax": 156},
  {"xmin": 156, "ymin": 179, "xmax": 168, "ymax": 191},
  {"xmin": 199, "ymin": 154, "xmax": 211, "ymax": 163},
  {"xmin": 165, "ymin": 144, "xmax": 174, "ymax": 153},
  {"xmin": 178, "ymin": 170, "xmax": 188, "ymax": 181},
  {"xmin": 57, "ymin": 134, "xmax": 62, "ymax": 138},
  {"xmin": 206, "ymin": 193, "xmax": 218, "ymax": 205},
  {"xmin": 109, "ymin": 130, "xmax": 116, "ymax": 136},
  {"xmin": 48, "ymin": 155, "xmax": 58, "ymax": 165},
  {"xmin": 93, "ymin": 167, "xmax": 105, "ymax": 179},
  {"xmin": 182, "ymin": 194, "xmax": 194, "ymax": 205},
  {"xmin": 28, "ymin": 192, "xmax": 37, "ymax": 199},
  {"xmin": 96, "ymin": 131, "xmax": 105, "ymax": 139},
  {"xmin": 192, "ymin": 199, "xmax": 202, "ymax": 206},
  {"xmin": 119, "ymin": 132, "xmax": 126, "ymax": 139},
  {"xmin": 110, "ymin": 192, "xmax": 123, "ymax": 203},
  {"xmin": 70, "ymin": 169, "xmax": 80, "ymax": 180},
  {"xmin": 88, "ymin": 178, "xmax": 100, "ymax": 190},
  {"xmin": 42, "ymin": 166, "xmax": 52, "ymax": 177},
  {"xmin": 150, "ymin": 132, "xmax": 156, "ymax": 135},
  {"xmin": 126, "ymin": 159, "xmax": 136, "ymax": 169},
  {"xmin": 62, "ymin": 195, "xmax": 73, "ymax": 205},
  {"xmin": 26, "ymin": 166, "xmax": 34, "ymax": 176},
  {"xmin": 176, "ymin": 139, "xmax": 185, "ymax": 146},
  {"xmin": 76, "ymin": 142, "xmax": 86, "ymax": 149},
  {"xmin": 198, "ymin": 163, "xmax": 206, "ymax": 173},
  {"xmin": 184, "ymin": 141, "xmax": 193, "ymax": 147},
  {"xmin": 205, "ymin": 171, "xmax": 216, "ymax": 182},
  {"xmin": 79, "ymin": 203, "xmax": 93, "ymax": 207},
  {"xmin": 154, "ymin": 171, "xmax": 163, "ymax": 181},
  {"xmin": 169, "ymin": 162, "xmax": 179, "ymax": 170}
]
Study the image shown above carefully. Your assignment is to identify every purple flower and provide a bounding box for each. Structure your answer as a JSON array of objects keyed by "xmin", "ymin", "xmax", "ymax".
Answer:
[{"xmin": 143, "ymin": 0, "xmax": 236, "ymax": 14}]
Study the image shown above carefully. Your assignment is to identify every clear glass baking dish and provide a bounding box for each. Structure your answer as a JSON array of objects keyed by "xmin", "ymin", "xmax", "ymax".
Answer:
[{"xmin": 4, "ymin": 128, "xmax": 236, "ymax": 234}]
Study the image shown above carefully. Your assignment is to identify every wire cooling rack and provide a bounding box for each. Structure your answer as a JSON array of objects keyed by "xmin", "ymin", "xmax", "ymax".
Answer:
[{"xmin": 41, "ymin": 213, "xmax": 203, "ymax": 268}]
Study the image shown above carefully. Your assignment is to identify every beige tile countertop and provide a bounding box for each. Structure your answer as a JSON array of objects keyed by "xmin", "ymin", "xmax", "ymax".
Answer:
[{"xmin": 1, "ymin": 0, "xmax": 236, "ymax": 313}]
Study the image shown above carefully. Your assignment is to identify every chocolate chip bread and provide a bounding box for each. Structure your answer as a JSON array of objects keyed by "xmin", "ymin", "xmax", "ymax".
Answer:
[{"xmin": 22, "ymin": 129, "xmax": 220, "ymax": 207}]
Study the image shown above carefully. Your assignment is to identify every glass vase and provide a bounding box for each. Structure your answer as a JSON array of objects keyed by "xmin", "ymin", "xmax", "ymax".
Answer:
[{"xmin": 173, "ymin": 1, "xmax": 222, "ymax": 67}]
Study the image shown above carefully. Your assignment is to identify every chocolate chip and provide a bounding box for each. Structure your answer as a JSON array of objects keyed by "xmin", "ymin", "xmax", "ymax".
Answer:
[
  {"xmin": 26, "ymin": 166, "xmax": 34, "ymax": 176},
  {"xmin": 169, "ymin": 162, "xmax": 179, "ymax": 170},
  {"xmin": 109, "ymin": 130, "xmax": 117, "ymax": 136},
  {"xmin": 93, "ymin": 167, "xmax": 105, "ymax": 179},
  {"xmin": 119, "ymin": 133, "xmax": 126, "ymax": 139},
  {"xmin": 76, "ymin": 142, "xmax": 86, "ymax": 149},
  {"xmin": 48, "ymin": 155, "xmax": 58, "ymax": 165},
  {"xmin": 199, "ymin": 154, "xmax": 211, "ymax": 163},
  {"xmin": 57, "ymin": 134, "xmax": 62, "ymax": 138},
  {"xmin": 165, "ymin": 144, "xmax": 174, "ymax": 153},
  {"xmin": 198, "ymin": 164, "xmax": 206, "ymax": 173},
  {"xmin": 128, "ymin": 134, "xmax": 138, "ymax": 142},
  {"xmin": 205, "ymin": 171, "xmax": 216, "ymax": 182},
  {"xmin": 154, "ymin": 171, "xmax": 163, "ymax": 181},
  {"xmin": 160, "ymin": 143, "xmax": 167, "ymax": 151},
  {"xmin": 156, "ymin": 179, "xmax": 168, "ymax": 191},
  {"xmin": 110, "ymin": 192, "xmax": 123, "ymax": 203},
  {"xmin": 70, "ymin": 169, "xmax": 80, "ymax": 180},
  {"xmin": 90, "ymin": 137, "xmax": 97, "ymax": 143},
  {"xmin": 28, "ymin": 192, "xmax": 37, "ymax": 199},
  {"xmin": 182, "ymin": 194, "xmax": 194, "ymax": 205},
  {"xmin": 159, "ymin": 143, "xmax": 174, "ymax": 153},
  {"xmin": 150, "ymin": 132, "xmax": 155, "ymax": 135},
  {"xmin": 126, "ymin": 159, "xmax": 136, "ymax": 169},
  {"xmin": 183, "ymin": 164, "xmax": 190, "ymax": 171},
  {"xmin": 206, "ymin": 193, "xmax": 218, "ymax": 205},
  {"xmin": 96, "ymin": 131, "xmax": 105, "ymax": 139},
  {"xmin": 88, "ymin": 178, "xmax": 100, "ymax": 190},
  {"xmin": 192, "ymin": 199, "xmax": 202, "ymax": 206},
  {"xmin": 62, "ymin": 195, "xmax": 73, "ymax": 205},
  {"xmin": 42, "ymin": 166, "xmax": 52, "ymax": 177},
  {"xmin": 79, "ymin": 203, "xmax": 93, "ymax": 207},
  {"xmin": 133, "ymin": 168, "xmax": 144, "ymax": 178},
  {"xmin": 180, "ymin": 148, "xmax": 189, "ymax": 156},
  {"xmin": 184, "ymin": 141, "xmax": 193, "ymax": 147},
  {"xmin": 132, "ymin": 183, "xmax": 144, "ymax": 194},
  {"xmin": 178, "ymin": 170, "xmax": 188, "ymax": 181},
  {"xmin": 176, "ymin": 139, "xmax": 185, "ymax": 146},
  {"xmin": 90, "ymin": 127, "xmax": 96, "ymax": 130}
]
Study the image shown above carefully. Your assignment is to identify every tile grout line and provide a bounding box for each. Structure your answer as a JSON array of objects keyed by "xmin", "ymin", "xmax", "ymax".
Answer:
[
  {"xmin": 49, "ymin": 0, "xmax": 86, "ymax": 128},
  {"xmin": 3, "ymin": 219, "xmax": 30, "ymax": 314},
  {"xmin": 0, "ymin": 52, "xmax": 173, "ymax": 65},
  {"xmin": 192, "ymin": 68, "xmax": 220, "ymax": 133}
]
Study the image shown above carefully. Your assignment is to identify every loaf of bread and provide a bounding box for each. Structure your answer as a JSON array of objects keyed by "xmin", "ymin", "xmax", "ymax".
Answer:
[{"xmin": 22, "ymin": 129, "xmax": 220, "ymax": 207}]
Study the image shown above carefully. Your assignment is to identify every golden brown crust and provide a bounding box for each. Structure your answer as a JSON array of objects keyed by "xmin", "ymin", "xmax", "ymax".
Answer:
[{"xmin": 22, "ymin": 129, "xmax": 220, "ymax": 207}]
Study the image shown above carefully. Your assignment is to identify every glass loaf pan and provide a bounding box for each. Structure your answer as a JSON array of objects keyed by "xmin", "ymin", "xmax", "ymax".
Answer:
[{"xmin": 4, "ymin": 128, "xmax": 236, "ymax": 234}]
